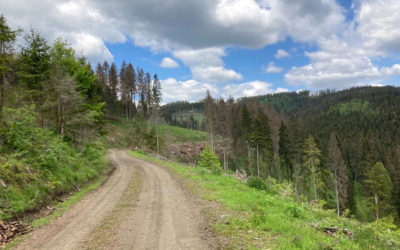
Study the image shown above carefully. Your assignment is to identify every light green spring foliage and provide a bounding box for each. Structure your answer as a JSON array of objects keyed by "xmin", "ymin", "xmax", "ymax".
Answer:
[
  {"xmin": 102, "ymin": 120, "xmax": 206, "ymax": 150},
  {"xmin": 0, "ymin": 105, "xmax": 106, "ymax": 220},
  {"xmin": 130, "ymin": 150, "xmax": 400, "ymax": 249},
  {"xmin": 352, "ymin": 181, "xmax": 373, "ymax": 222},
  {"xmin": 158, "ymin": 124, "xmax": 207, "ymax": 144},
  {"xmin": 101, "ymin": 119, "xmax": 162, "ymax": 151},
  {"xmin": 364, "ymin": 162, "xmax": 394, "ymax": 220},
  {"xmin": 197, "ymin": 144, "xmax": 221, "ymax": 174},
  {"xmin": 329, "ymin": 99, "xmax": 379, "ymax": 116},
  {"xmin": 302, "ymin": 135, "xmax": 323, "ymax": 201}
]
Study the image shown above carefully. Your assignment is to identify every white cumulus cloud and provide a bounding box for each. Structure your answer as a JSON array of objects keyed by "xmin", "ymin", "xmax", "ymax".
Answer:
[
  {"xmin": 284, "ymin": 0, "xmax": 400, "ymax": 89},
  {"xmin": 223, "ymin": 81, "xmax": 284, "ymax": 98},
  {"xmin": 160, "ymin": 57, "xmax": 179, "ymax": 68},
  {"xmin": 275, "ymin": 49, "xmax": 289, "ymax": 59},
  {"xmin": 265, "ymin": 62, "xmax": 283, "ymax": 74},
  {"xmin": 161, "ymin": 78, "xmax": 218, "ymax": 103}
]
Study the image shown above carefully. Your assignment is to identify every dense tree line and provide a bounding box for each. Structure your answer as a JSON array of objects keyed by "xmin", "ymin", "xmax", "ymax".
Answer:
[
  {"xmin": 160, "ymin": 101, "xmax": 204, "ymax": 130},
  {"xmin": 95, "ymin": 61, "xmax": 161, "ymax": 121},
  {"xmin": 0, "ymin": 15, "xmax": 161, "ymax": 138},
  {"xmin": 204, "ymin": 87, "xmax": 400, "ymax": 223},
  {"xmin": 0, "ymin": 14, "xmax": 162, "ymax": 218}
]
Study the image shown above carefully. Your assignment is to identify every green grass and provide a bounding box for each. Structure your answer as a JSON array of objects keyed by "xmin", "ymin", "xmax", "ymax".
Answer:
[
  {"xmin": 0, "ymin": 106, "xmax": 108, "ymax": 221},
  {"xmin": 130, "ymin": 150, "xmax": 400, "ymax": 249},
  {"xmin": 158, "ymin": 124, "xmax": 207, "ymax": 144},
  {"xmin": 352, "ymin": 181, "xmax": 373, "ymax": 222},
  {"xmin": 102, "ymin": 119, "xmax": 207, "ymax": 148}
]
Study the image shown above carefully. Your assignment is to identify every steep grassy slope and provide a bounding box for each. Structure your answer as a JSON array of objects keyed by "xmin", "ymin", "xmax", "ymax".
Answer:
[
  {"xmin": 130, "ymin": 150, "xmax": 400, "ymax": 249},
  {"xmin": 158, "ymin": 124, "xmax": 207, "ymax": 144},
  {"xmin": 101, "ymin": 120, "xmax": 207, "ymax": 149},
  {"xmin": 0, "ymin": 106, "xmax": 107, "ymax": 221}
]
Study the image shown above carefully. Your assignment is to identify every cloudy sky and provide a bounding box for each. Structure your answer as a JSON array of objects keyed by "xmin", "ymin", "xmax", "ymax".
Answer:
[{"xmin": 1, "ymin": 0, "xmax": 400, "ymax": 102}]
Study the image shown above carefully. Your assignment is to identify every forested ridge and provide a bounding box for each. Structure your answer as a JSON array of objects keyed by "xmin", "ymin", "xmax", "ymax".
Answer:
[
  {"xmin": 162, "ymin": 86, "xmax": 400, "ymax": 223},
  {"xmin": 0, "ymin": 15, "xmax": 161, "ymax": 220},
  {"xmin": 1, "ymin": 10, "xmax": 400, "ymax": 248},
  {"xmin": 198, "ymin": 86, "xmax": 400, "ymax": 224}
]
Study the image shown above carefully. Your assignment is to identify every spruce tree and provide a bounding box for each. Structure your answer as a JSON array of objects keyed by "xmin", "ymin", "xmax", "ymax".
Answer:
[
  {"xmin": 251, "ymin": 110, "xmax": 273, "ymax": 177},
  {"xmin": 0, "ymin": 15, "xmax": 18, "ymax": 118},
  {"xmin": 204, "ymin": 90, "xmax": 217, "ymax": 150},
  {"xmin": 152, "ymin": 74, "xmax": 161, "ymax": 109},
  {"xmin": 364, "ymin": 162, "xmax": 393, "ymax": 220},
  {"xmin": 119, "ymin": 60, "xmax": 129, "ymax": 119},
  {"xmin": 137, "ymin": 68, "xmax": 145, "ymax": 118},
  {"xmin": 143, "ymin": 72, "xmax": 151, "ymax": 119},
  {"xmin": 302, "ymin": 135, "xmax": 322, "ymax": 201},
  {"xmin": 197, "ymin": 144, "xmax": 221, "ymax": 174},
  {"xmin": 279, "ymin": 121, "xmax": 291, "ymax": 181},
  {"xmin": 126, "ymin": 63, "xmax": 136, "ymax": 119},
  {"xmin": 17, "ymin": 30, "xmax": 50, "ymax": 103},
  {"xmin": 108, "ymin": 63, "xmax": 118, "ymax": 117},
  {"xmin": 328, "ymin": 132, "xmax": 349, "ymax": 216}
]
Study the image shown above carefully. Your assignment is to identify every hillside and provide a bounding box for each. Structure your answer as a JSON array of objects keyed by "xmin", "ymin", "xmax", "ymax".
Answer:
[
  {"xmin": 131, "ymin": 150, "xmax": 400, "ymax": 249},
  {"xmin": 1, "ymin": 8, "xmax": 400, "ymax": 249},
  {"xmin": 164, "ymin": 86, "xmax": 400, "ymax": 224}
]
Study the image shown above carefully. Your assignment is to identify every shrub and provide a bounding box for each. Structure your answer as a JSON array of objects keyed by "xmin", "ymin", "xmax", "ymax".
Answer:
[
  {"xmin": 197, "ymin": 144, "xmax": 221, "ymax": 174},
  {"xmin": 247, "ymin": 176, "xmax": 267, "ymax": 191},
  {"xmin": 285, "ymin": 205, "xmax": 302, "ymax": 218},
  {"xmin": 0, "ymin": 106, "xmax": 106, "ymax": 220}
]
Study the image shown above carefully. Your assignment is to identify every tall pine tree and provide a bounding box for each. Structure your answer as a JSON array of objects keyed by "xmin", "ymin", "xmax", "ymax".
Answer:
[{"xmin": 328, "ymin": 132, "xmax": 349, "ymax": 216}]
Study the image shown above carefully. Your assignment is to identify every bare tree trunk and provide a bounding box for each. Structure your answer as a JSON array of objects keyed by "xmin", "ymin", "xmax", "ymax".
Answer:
[
  {"xmin": 156, "ymin": 120, "xmax": 159, "ymax": 156},
  {"xmin": 374, "ymin": 193, "xmax": 379, "ymax": 220},
  {"xmin": 210, "ymin": 124, "xmax": 214, "ymax": 151},
  {"xmin": 223, "ymin": 145, "xmax": 227, "ymax": 172},
  {"xmin": 58, "ymin": 94, "xmax": 62, "ymax": 135},
  {"xmin": 0, "ymin": 74, "xmax": 5, "ymax": 120},
  {"xmin": 257, "ymin": 144, "xmax": 260, "ymax": 177},
  {"xmin": 247, "ymin": 143, "xmax": 251, "ymax": 173},
  {"xmin": 125, "ymin": 101, "xmax": 129, "ymax": 121},
  {"xmin": 335, "ymin": 170, "xmax": 340, "ymax": 216},
  {"xmin": 60, "ymin": 106, "xmax": 65, "ymax": 138},
  {"xmin": 312, "ymin": 158, "xmax": 317, "ymax": 201},
  {"xmin": 275, "ymin": 152, "xmax": 281, "ymax": 181}
]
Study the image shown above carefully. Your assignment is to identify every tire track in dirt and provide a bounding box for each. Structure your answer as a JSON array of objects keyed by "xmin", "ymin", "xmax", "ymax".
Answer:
[{"xmin": 14, "ymin": 150, "xmax": 213, "ymax": 250}]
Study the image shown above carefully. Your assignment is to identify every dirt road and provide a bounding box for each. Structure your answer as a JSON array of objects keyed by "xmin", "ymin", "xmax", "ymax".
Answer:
[{"xmin": 15, "ymin": 150, "xmax": 213, "ymax": 250}]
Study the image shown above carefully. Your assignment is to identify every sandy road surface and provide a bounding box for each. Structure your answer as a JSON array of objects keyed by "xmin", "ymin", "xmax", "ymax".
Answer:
[{"xmin": 15, "ymin": 150, "xmax": 212, "ymax": 250}]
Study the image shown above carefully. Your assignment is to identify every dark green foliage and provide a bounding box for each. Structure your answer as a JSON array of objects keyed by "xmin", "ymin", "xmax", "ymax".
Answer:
[
  {"xmin": 328, "ymin": 132, "xmax": 349, "ymax": 216},
  {"xmin": 0, "ymin": 13, "xmax": 162, "ymax": 221},
  {"xmin": 160, "ymin": 101, "xmax": 204, "ymax": 130},
  {"xmin": 247, "ymin": 176, "xmax": 267, "ymax": 191},
  {"xmin": 0, "ymin": 14, "xmax": 19, "ymax": 118},
  {"xmin": 17, "ymin": 30, "xmax": 50, "ymax": 100},
  {"xmin": 279, "ymin": 122, "xmax": 292, "ymax": 180},
  {"xmin": 364, "ymin": 162, "xmax": 394, "ymax": 220},
  {"xmin": 0, "ymin": 106, "xmax": 106, "ymax": 219},
  {"xmin": 152, "ymin": 74, "xmax": 161, "ymax": 109}
]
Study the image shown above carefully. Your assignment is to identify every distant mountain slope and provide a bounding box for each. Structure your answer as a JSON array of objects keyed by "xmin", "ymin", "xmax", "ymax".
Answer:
[{"xmin": 160, "ymin": 86, "xmax": 400, "ymax": 220}]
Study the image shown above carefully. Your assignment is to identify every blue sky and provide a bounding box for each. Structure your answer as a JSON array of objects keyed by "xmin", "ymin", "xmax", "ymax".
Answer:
[{"xmin": 2, "ymin": 0, "xmax": 400, "ymax": 102}]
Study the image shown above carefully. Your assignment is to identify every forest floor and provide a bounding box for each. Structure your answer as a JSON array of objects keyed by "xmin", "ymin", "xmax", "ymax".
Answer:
[{"xmin": 10, "ymin": 150, "xmax": 217, "ymax": 250}]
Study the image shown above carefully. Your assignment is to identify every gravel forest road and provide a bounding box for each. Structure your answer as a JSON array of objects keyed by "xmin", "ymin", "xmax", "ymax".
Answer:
[{"xmin": 15, "ymin": 150, "xmax": 213, "ymax": 250}]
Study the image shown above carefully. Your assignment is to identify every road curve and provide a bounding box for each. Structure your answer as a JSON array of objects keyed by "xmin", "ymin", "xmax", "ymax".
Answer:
[{"xmin": 14, "ymin": 150, "xmax": 212, "ymax": 250}]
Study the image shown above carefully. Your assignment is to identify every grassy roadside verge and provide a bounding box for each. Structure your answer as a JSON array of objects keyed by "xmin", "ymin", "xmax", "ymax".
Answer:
[
  {"xmin": 130, "ymin": 150, "xmax": 400, "ymax": 249},
  {"xmin": 4, "ymin": 164, "xmax": 112, "ymax": 250}
]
